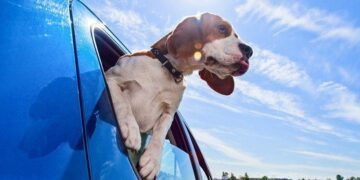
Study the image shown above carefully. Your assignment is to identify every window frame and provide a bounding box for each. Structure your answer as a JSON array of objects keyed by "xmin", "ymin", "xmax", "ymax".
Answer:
[{"xmin": 90, "ymin": 25, "xmax": 142, "ymax": 179}]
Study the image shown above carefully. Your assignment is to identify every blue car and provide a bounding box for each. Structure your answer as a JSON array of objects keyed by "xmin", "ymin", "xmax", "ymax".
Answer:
[{"xmin": 0, "ymin": 0, "xmax": 212, "ymax": 179}]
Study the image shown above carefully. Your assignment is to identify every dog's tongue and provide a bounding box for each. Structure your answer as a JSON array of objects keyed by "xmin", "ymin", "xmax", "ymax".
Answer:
[
  {"xmin": 241, "ymin": 60, "xmax": 249, "ymax": 68},
  {"xmin": 233, "ymin": 60, "xmax": 249, "ymax": 76},
  {"xmin": 199, "ymin": 69, "xmax": 234, "ymax": 95}
]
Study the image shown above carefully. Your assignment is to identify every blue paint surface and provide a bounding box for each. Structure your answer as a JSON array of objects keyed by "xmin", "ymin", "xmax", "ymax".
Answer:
[{"xmin": 0, "ymin": 0, "xmax": 88, "ymax": 179}]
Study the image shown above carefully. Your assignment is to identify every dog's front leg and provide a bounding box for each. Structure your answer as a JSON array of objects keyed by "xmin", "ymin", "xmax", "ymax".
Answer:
[
  {"xmin": 106, "ymin": 78, "xmax": 141, "ymax": 151},
  {"xmin": 139, "ymin": 112, "xmax": 173, "ymax": 179}
]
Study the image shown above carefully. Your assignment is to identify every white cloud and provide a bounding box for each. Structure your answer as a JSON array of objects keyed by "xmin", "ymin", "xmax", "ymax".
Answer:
[
  {"xmin": 185, "ymin": 77, "xmax": 360, "ymax": 143},
  {"xmin": 318, "ymin": 81, "xmax": 360, "ymax": 124},
  {"xmin": 296, "ymin": 136, "xmax": 327, "ymax": 146},
  {"xmin": 192, "ymin": 128, "xmax": 261, "ymax": 164},
  {"xmin": 194, "ymin": 129, "xmax": 360, "ymax": 179},
  {"xmin": 184, "ymin": 84, "xmax": 289, "ymax": 121},
  {"xmin": 235, "ymin": 0, "xmax": 360, "ymax": 44},
  {"xmin": 284, "ymin": 116, "xmax": 360, "ymax": 143},
  {"xmin": 106, "ymin": 9, "xmax": 143, "ymax": 29},
  {"xmin": 251, "ymin": 47, "xmax": 314, "ymax": 90},
  {"xmin": 91, "ymin": 1, "xmax": 161, "ymax": 50},
  {"xmin": 293, "ymin": 150, "xmax": 360, "ymax": 164},
  {"xmin": 235, "ymin": 79, "xmax": 305, "ymax": 118}
]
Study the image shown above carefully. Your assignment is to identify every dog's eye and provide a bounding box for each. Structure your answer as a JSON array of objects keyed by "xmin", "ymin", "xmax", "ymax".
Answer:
[{"xmin": 217, "ymin": 25, "xmax": 228, "ymax": 35}]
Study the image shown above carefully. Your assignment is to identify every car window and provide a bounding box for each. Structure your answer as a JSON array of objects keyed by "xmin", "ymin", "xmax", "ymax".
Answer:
[
  {"xmin": 72, "ymin": 2, "xmax": 200, "ymax": 179},
  {"xmin": 129, "ymin": 134, "xmax": 196, "ymax": 180},
  {"xmin": 158, "ymin": 140, "xmax": 195, "ymax": 180},
  {"xmin": 186, "ymin": 123, "xmax": 212, "ymax": 179}
]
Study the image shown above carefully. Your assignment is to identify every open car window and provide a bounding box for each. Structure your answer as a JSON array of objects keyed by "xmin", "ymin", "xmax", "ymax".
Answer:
[
  {"xmin": 92, "ymin": 26, "xmax": 199, "ymax": 179},
  {"xmin": 131, "ymin": 134, "xmax": 196, "ymax": 180},
  {"xmin": 159, "ymin": 140, "xmax": 195, "ymax": 179},
  {"xmin": 126, "ymin": 127, "xmax": 197, "ymax": 180}
]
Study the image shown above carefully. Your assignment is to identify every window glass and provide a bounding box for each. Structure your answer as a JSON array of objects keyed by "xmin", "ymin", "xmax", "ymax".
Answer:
[
  {"xmin": 199, "ymin": 167, "xmax": 208, "ymax": 180},
  {"xmin": 158, "ymin": 140, "xmax": 196, "ymax": 180},
  {"xmin": 130, "ymin": 136, "xmax": 196, "ymax": 180}
]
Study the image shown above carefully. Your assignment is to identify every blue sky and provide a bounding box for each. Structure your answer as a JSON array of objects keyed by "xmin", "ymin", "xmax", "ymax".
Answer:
[{"xmin": 84, "ymin": 0, "xmax": 360, "ymax": 178}]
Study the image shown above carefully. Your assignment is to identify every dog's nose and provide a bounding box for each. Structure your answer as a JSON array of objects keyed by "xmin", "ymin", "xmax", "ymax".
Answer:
[{"xmin": 238, "ymin": 43, "xmax": 253, "ymax": 59}]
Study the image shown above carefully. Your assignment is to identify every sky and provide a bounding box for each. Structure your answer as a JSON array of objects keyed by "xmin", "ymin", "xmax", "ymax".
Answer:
[{"xmin": 84, "ymin": 0, "xmax": 360, "ymax": 179}]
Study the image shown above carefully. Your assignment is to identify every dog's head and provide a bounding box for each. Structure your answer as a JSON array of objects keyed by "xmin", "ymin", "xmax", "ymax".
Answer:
[{"xmin": 153, "ymin": 13, "xmax": 252, "ymax": 95}]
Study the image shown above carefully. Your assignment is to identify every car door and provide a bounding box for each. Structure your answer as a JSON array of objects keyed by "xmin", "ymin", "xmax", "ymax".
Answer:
[{"xmin": 0, "ymin": 0, "xmax": 89, "ymax": 179}]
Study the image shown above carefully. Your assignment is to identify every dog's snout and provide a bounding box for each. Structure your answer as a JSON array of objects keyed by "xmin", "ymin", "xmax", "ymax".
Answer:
[{"xmin": 238, "ymin": 43, "xmax": 253, "ymax": 59}]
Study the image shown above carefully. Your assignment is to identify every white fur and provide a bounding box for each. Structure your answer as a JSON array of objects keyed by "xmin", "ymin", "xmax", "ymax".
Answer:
[
  {"xmin": 202, "ymin": 30, "xmax": 245, "ymax": 78},
  {"xmin": 106, "ymin": 55, "xmax": 185, "ymax": 179}
]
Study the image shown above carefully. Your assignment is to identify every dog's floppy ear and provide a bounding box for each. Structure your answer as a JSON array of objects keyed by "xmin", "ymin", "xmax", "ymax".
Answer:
[
  {"xmin": 166, "ymin": 17, "xmax": 202, "ymax": 59},
  {"xmin": 152, "ymin": 31, "xmax": 172, "ymax": 52},
  {"xmin": 199, "ymin": 69, "xmax": 234, "ymax": 95}
]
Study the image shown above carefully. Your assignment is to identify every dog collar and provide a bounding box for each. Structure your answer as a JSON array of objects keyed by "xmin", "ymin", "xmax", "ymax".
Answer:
[{"xmin": 151, "ymin": 48, "xmax": 183, "ymax": 83}]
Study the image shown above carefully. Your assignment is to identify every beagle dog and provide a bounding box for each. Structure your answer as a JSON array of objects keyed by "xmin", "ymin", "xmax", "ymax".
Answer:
[{"xmin": 106, "ymin": 13, "xmax": 252, "ymax": 179}]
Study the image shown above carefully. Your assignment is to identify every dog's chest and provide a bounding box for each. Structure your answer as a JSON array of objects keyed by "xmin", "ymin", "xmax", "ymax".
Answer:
[
  {"xmin": 114, "ymin": 56, "xmax": 185, "ymax": 132},
  {"xmin": 129, "ymin": 81, "xmax": 183, "ymax": 131}
]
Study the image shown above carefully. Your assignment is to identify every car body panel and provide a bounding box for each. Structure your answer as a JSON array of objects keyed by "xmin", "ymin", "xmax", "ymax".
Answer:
[{"xmin": 0, "ymin": 0, "xmax": 88, "ymax": 179}]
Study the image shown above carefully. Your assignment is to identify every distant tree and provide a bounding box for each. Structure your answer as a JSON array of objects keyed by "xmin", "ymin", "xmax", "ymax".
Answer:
[
  {"xmin": 244, "ymin": 173, "xmax": 249, "ymax": 180},
  {"xmin": 230, "ymin": 173, "xmax": 236, "ymax": 180},
  {"xmin": 336, "ymin": 174, "xmax": 344, "ymax": 180},
  {"xmin": 350, "ymin": 177, "xmax": 356, "ymax": 180},
  {"xmin": 222, "ymin": 171, "xmax": 229, "ymax": 180},
  {"xmin": 241, "ymin": 173, "xmax": 249, "ymax": 180},
  {"xmin": 262, "ymin": 176, "xmax": 268, "ymax": 180},
  {"xmin": 356, "ymin": 177, "xmax": 360, "ymax": 180}
]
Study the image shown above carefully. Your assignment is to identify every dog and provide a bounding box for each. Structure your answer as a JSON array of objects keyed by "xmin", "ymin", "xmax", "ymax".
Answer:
[{"xmin": 105, "ymin": 12, "xmax": 252, "ymax": 179}]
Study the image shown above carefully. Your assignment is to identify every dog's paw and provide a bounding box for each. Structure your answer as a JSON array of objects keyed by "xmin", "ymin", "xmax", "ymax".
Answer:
[
  {"xmin": 139, "ymin": 146, "xmax": 161, "ymax": 179},
  {"xmin": 119, "ymin": 121, "xmax": 141, "ymax": 151}
]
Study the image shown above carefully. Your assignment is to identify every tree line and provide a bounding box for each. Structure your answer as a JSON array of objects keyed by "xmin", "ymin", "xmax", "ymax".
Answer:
[{"xmin": 219, "ymin": 172, "xmax": 360, "ymax": 180}]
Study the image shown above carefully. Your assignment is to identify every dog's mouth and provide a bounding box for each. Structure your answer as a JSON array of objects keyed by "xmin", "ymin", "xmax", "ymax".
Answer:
[
  {"xmin": 232, "ymin": 57, "xmax": 249, "ymax": 76},
  {"xmin": 205, "ymin": 56, "xmax": 249, "ymax": 77}
]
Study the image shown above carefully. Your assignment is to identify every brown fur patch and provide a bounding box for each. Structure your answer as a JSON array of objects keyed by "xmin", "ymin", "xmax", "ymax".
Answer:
[
  {"xmin": 166, "ymin": 17, "xmax": 203, "ymax": 59},
  {"xmin": 151, "ymin": 13, "xmax": 233, "ymax": 60},
  {"xmin": 200, "ymin": 13, "xmax": 232, "ymax": 43}
]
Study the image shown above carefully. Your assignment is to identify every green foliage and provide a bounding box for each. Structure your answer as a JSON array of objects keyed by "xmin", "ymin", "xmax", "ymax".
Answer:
[
  {"xmin": 240, "ymin": 172, "xmax": 249, "ymax": 180},
  {"xmin": 220, "ymin": 171, "xmax": 360, "ymax": 180},
  {"xmin": 230, "ymin": 173, "xmax": 236, "ymax": 180},
  {"xmin": 336, "ymin": 174, "xmax": 344, "ymax": 180},
  {"xmin": 243, "ymin": 172, "xmax": 249, "ymax": 180}
]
